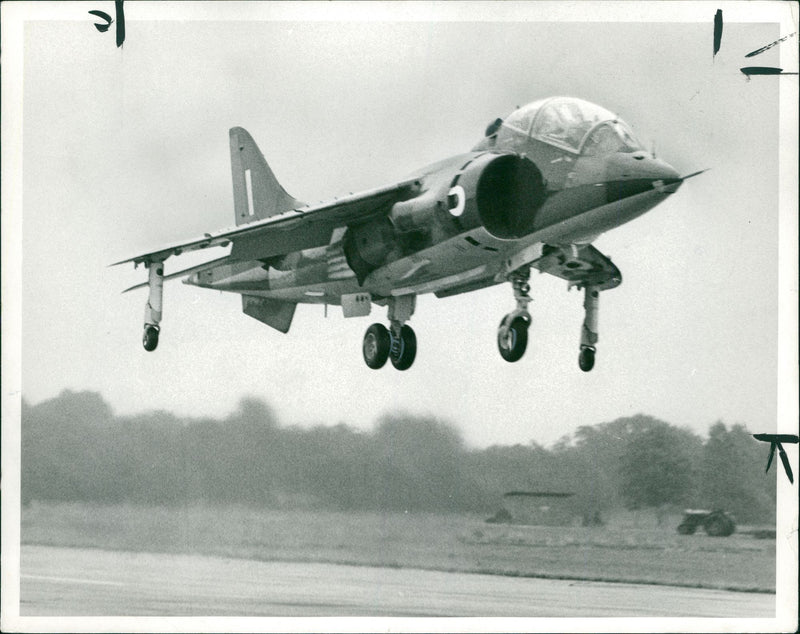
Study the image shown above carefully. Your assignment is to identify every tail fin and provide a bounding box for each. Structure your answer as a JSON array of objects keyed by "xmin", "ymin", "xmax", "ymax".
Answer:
[{"xmin": 229, "ymin": 127, "xmax": 304, "ymax": 226}]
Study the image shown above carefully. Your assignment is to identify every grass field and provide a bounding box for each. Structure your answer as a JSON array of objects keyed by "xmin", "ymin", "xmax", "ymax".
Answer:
[{"xmin": 21, "ymin": 502, "xmax": 775, "ymax": 593}]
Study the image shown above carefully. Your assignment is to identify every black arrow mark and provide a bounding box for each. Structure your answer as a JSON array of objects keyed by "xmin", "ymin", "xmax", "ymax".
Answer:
[
  {"xmin": 740, "ymin": 66, "xmax": 799, "ymax": 78},
  {"xmin": 88, "ymin": 1, "xmax": 125, "ymax": 48},
  {"xmin": 753, "ymin": 433, "xmax": 799, "ymax": 484},
  {"xmin": 88, "ymin": 9, "xmax": 112, "ymax": 33},
  {"xmin": 745, "ymin": 32, "xmax": 797, "ymax": 58},
  {"xmin": 713, "ymin": 9, "xmax": 723, "ymax": 58}
]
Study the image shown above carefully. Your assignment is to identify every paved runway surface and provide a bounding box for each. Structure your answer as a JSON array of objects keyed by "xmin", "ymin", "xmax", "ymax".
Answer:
[{"xmin": 20, "ymin": 545, "xmax": 774, "ymax": 617}]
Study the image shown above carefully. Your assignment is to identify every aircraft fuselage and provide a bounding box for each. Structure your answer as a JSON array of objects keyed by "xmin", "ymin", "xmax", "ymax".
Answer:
[
  {"xmin": 188, "ymin": 119, "xmax": 679, "ymax": 304},
  {"xmin": 127, "ymin": 96, "xmax": 691, "ymax": 370}
]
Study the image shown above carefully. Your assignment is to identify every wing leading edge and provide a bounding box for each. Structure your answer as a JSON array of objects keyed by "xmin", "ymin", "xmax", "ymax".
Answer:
[{"xmin": 112, "ymin": 178, "xmax": 423, "ymax": 268}]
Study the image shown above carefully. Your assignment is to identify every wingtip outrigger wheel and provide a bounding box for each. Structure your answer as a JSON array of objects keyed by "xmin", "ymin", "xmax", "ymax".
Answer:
[
  {"xmin": 578, "ymin": 345, "xmax": 595, "ymax": 372},
  {"xmin": 142, "ymin": 260, "xmax": 164, "ymax": 352},
  {"xmin": 143, "ymin": 325, "xmax": 160, "ymax": 351},
  {"xmin": 579, "ymin": 285, "xmax": 599, "ymax": 372}
]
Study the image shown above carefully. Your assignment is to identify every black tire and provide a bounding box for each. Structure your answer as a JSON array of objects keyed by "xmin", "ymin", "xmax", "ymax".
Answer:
[
  {"xmin": 677, "ymin": 523, "xmax": 696, "ymax": 535},
  {"xmin": 362, "ymin": 323, "xmax": 390, "ymax": 369},
  {"xmin": 390, "ymin": 325, "xmax": 417, "ymax": 371},
  {"xmin": 497, "ymin": 316, "xmax": 528, "ymax": 362},
  {"xmin": 704, "ymin": 513, "xmax": 735, "ymax": 537},
  {"xmin": 142, "ymin": 325, "xmax": 159, "ymax": 351},
  {"xmin": 579, "ymin": 346, "xmax": 595, "ymax": 372}
]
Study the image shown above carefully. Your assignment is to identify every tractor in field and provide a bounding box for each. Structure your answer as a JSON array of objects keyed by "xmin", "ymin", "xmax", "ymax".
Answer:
[{"xmin": 676, "ymin": 509, "xmax": 736, "ymax": 536}]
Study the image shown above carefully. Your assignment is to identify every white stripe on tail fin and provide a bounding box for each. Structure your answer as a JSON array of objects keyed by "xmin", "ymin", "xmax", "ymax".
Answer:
[{"xmin": 229, "ymin": 127, "xmax": 305, "ymax": 226}]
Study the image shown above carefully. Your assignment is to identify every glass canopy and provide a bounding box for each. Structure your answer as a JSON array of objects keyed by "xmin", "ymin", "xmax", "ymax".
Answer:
[{"xmin": 503, "ymin": 97, "xmax": 643, "ymax": 155}]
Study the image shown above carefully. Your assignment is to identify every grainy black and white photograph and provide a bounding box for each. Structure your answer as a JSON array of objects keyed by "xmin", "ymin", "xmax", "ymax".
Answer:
[{"xmin": 1, "ymin": 1, "xmax": 798, "ymax": 632}]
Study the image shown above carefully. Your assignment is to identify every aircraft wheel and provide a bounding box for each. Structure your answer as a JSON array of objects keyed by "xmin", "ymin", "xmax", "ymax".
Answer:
[
  {"xmin": 363, "ymin": 323, "xmax": 390, "ymax": 369},
  {"xmin": 497, "ymin": 315, "xmax": 528, "ymax": 362},
  {"xmin": 390, "ymin": 325, "xmax": 417, "ymax": 371},
  {"xmin": 142, "ymin": 325, "xmax": 159, "ymax": 351},
  {"xmin": 579, "ymin": 346, "xmax": 595, "ymax": 372}
]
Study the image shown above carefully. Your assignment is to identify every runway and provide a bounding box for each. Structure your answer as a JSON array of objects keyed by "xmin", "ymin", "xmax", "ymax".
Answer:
[{"xmin": 20, "ymin": 545, "xmax": 774, "ymax": 617}]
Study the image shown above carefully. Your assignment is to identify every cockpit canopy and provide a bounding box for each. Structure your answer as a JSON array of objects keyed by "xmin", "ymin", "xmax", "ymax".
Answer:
[{"xmin": 502, "ymin": 97, "xmax": 644, "ymax": 155}]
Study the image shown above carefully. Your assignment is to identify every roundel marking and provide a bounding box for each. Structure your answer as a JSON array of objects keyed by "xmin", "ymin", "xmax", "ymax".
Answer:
[{"xmin": 447, "ymin": 185, "xmax": 466, "ymax": 217}]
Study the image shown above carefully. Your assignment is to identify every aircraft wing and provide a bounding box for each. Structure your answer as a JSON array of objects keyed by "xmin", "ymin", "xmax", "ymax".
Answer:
[
  {"xmin": 112, "ymin": 178, "xmax": 422, "ymax": 267},
  {"xmin": 121, "ymin": 255, "xmax": 232, "ymax": 293},
  {"xmin": 534, "ymin": 244, "xmax": 622, "ymax": 291}
]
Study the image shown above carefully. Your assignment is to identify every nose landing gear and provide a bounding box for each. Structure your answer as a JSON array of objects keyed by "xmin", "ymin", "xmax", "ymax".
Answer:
[{"xmin": 497, "ymin": 267, "xmax": 532, "ymax": 363}]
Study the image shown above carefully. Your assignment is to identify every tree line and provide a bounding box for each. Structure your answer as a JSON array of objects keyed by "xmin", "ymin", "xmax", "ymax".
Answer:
[{"xmin": 21, "ymin": 390, "xmax": 776, "ymax": 523}]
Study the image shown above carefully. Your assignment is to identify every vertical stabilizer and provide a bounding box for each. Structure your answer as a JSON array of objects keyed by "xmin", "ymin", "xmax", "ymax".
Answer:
[{"xmin": 229, "ymin": 127, "xmax": 304, "ymax": 226}]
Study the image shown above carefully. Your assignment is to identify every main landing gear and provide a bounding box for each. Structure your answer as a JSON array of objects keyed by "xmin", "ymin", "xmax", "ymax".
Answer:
[
  {"xmin": 496, "ymin": 268, "xmax": 602, "ymax": 372},
  {"xmin": 142, "ymin": 261, "xmax": 164, "ymax": 351},
  {"xmin": 497, "ymin": 267, "xmax": 532, "ymax": 363},
  {"xmin": 362, "ymin": 295, "xmax": 417, "ymax": 371}
]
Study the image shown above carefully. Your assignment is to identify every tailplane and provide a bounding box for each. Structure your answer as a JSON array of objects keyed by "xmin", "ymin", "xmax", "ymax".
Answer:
[{"xmin": 229, "ymin": 127, "xmax": 304, "ymax": 226}]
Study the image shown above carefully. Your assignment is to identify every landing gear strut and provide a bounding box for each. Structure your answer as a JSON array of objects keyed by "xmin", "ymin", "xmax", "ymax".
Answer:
[
  {"xmin": 579, "ymin": 285, "xmax": 599, "ymax": 372},
  {"xmin": 362, "ymin": 294, "xmax": 417, "ymax": 370},
  {"xmin": 142, "ymin": 261, "xmax": 164, "ymax": 351},
  {"xmin": 497, "ymin": 267, "xmax": 532, "ymax": 362}
]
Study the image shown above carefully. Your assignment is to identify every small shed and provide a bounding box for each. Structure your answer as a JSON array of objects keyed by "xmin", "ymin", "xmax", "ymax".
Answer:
[{"xmin": 488, "ymin": 491, "xmax": 577, "ymax": 526}]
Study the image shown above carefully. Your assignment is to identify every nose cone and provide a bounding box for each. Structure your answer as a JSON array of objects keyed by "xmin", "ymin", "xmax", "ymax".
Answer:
[
  {"xmin": 649, "ymin": 158, "xmax": 682, "ymax": 193},
  {"xmin": 606, "ymin": 152, "xmax": 682, "ymax": 195}
]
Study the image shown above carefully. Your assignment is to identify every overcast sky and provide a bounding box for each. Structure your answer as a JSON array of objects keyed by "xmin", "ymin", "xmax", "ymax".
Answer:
[{"xmin": 4, "ymin": 1, "xmax": 798, "ymax": 447}]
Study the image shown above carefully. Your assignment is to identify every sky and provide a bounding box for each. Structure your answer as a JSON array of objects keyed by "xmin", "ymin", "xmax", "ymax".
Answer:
[{"xmin": 4, "ymin": 1, "xmax": 798, "ymax": 448}]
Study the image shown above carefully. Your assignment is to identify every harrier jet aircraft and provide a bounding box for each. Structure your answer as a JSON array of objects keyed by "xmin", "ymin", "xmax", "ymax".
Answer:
[{"xmin": 117, "ymin": 96, "xmax": 699, "ymax": 371}]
